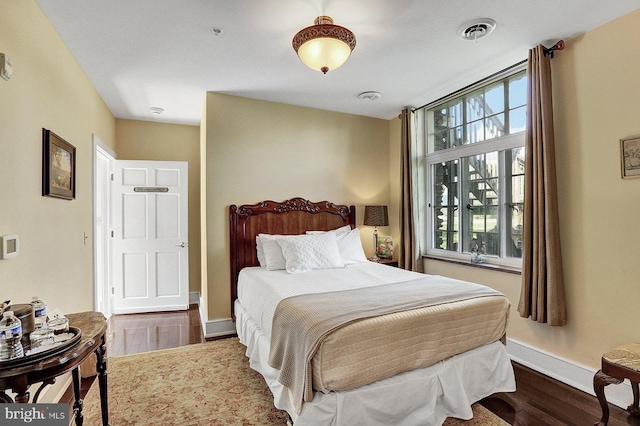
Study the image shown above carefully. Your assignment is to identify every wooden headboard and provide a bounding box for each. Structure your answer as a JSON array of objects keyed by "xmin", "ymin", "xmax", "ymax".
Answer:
[{"xmin": 229, "ymin": 197, "xmax": 356, "ymax": 317}]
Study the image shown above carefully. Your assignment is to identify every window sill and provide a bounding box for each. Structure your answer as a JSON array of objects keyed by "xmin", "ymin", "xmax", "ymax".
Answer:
[{"xmin": 423, "ymin": 254, "xmax": 521, "ymax": 275}]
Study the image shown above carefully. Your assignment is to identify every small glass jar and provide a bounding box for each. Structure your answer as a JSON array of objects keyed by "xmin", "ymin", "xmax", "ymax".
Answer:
[
  {"xmin": 29, "ymin": 326, "xmax": 54, "ymax": 349},
  {"xmin": 47, "ymin": 315, "xmax": 69, "ymax": 335}
]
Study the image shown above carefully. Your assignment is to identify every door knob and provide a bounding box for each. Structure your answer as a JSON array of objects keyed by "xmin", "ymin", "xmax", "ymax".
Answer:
[{"xmin": 176, "ymin": 242, "xmax": 189, "ymax": 248}]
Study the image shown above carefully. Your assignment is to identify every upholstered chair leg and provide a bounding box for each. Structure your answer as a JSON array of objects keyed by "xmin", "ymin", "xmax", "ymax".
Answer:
[{"xmin": 594, "ymin": 370, "xmax": 623, "ymax": 426}]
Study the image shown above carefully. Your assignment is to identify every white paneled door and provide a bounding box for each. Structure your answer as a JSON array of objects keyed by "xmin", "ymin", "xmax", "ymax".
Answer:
[{"xmin": 111, "ymin": 160, "xmax": 188, "ymax": 314}]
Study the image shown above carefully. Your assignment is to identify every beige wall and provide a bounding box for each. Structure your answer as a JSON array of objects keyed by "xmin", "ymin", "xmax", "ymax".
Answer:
[
  {"xmin": 426, "ymin": 9, "xmax": 640, "ymax": 372},
  {"xmin": 115, "ymin": 119, "xmax": 201, "ymax": 293},
  {"xmin": 204, "ymin": 93, "xmax": 390, "ymax": 319},
  {"xmin": 0, "ymin": 1, "xmax": 115, "ymax": 314}
]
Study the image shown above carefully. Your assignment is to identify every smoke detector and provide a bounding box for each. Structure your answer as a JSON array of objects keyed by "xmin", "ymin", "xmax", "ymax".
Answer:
[
  {"xmin": 457, "ymin": 19, "xmax": 496, "ymax": 42},
  {"xmin": 150, "ymin": 107, "xmax": 164, "ymax": 115},
  {"xmin": 358, "ymin": 91, "xmax": 382, "ymax": 101}
]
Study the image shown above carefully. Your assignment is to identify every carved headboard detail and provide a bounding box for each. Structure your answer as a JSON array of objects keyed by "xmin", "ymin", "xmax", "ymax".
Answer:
[{"xmin": 229, "ymin": 197, "xmax": 356, "ymax": 317}]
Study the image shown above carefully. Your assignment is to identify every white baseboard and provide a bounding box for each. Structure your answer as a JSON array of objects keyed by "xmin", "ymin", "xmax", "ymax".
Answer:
[
  {"xmin": 506, "ymin": 338, "xmax": 633, "ymax": 409},
  {"xmin": 194, "ymin": 292, "xmax": 236, "ymax": 339},
  {"xmin": 203, "ymin": 318, "xmax": 236, "ymax": 338}
]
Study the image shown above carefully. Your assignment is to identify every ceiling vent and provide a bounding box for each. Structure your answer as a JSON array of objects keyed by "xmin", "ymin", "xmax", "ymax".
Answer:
[{"xmin": 457, "ymin": 19, "xmax": 496, "ymax": 42}]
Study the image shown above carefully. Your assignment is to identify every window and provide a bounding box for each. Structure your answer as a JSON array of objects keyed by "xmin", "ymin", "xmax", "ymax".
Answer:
[{"xmin": 424, "ymin": 67, "xmax": 526, "ymax": 266}]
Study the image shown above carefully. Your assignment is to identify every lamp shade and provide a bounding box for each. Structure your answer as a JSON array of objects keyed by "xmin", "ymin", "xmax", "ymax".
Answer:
[
  {"xmin": 292, "ymin": 16, "xmax": 356, "ymax": 74},
  {"xmin": 364, "ymin": 205, "xmax": 389, "ymax": 227}
]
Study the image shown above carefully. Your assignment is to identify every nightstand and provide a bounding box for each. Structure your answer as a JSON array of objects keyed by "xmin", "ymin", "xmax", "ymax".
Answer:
[{"xmin": 375, "ymin": 258, "xmax": 398, "ymax": 268}]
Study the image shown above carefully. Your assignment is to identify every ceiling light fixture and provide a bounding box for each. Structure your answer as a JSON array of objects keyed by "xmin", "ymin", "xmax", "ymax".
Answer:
[
  {"xmin": 457, "ymin": 18, "xmax": 496, "ymax": 42},
  {"xmin": 292, "ymin": 16, "xmax": 356, "ymax": 74}
]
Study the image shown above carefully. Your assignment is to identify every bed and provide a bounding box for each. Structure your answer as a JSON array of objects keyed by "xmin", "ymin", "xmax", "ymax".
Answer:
[{"xmin": 230, "ymin": 197, "xmax": 515, "ymax": 426}]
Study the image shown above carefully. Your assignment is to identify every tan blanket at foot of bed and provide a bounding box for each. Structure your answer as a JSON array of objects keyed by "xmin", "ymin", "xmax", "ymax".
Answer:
[
  {"xmin": 269, "ymin": 276, "xmax": 508, "ymax": 413},
  {"xmin": 312, "ymin": 294, "xmax": 510, "ymax": 392}
]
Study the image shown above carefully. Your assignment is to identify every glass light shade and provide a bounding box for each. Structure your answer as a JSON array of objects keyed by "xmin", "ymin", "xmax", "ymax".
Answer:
[
  {"xmin": 292, "ymin": 16, "xmax": 356, "ymax": 74},
  {"xmin": 297, "ymin": 37, "xmax": 352, "ymax": 73}
]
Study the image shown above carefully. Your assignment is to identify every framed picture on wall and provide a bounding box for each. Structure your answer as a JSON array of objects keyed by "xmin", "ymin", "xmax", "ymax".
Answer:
[
  {"xmin": 620, "ymin": 135, "xmax": 640, "ymax": 179},
  {"xmin": 42, "ymin": 128, "xmax": 76, "ymax": 200}
]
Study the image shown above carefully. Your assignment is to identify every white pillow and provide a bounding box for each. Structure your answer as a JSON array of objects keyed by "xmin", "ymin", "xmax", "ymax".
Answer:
[
  {"xmin": 259, "ymin": 234, "xmax": 296, "ymax": 271},
  {"xmin": 307, "ymin": 227, "xmax": 367, "ymax": 264},
  {"xmin": 276, "ymin": 233, "xmax": 344, "ymax": 274},
  {"xmin": 335, "ymin": 228, "xmax": 368, "ymax": 264},
  {"xmin": 306, "ymin": 224, "xmax": 352, "ymax": 236}
]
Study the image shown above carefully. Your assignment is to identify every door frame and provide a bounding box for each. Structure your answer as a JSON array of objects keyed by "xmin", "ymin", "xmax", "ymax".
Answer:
[{"xmin": 92, "ymin": 135, "xmax": 115, "ymax": 318}]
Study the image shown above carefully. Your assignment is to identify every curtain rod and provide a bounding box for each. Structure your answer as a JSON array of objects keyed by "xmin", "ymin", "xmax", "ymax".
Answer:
[
  {"xmin": 411, "ymin": 59, "xmax": 528, "ymax": 112},
  {"xmin": 543, "ymin": 40, "xmax": 565, "ymax": 58}
]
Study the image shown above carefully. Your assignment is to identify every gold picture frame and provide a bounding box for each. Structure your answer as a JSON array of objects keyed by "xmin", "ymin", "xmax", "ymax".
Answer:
[
  {"xmin": 621, "ymin": 135, "xmax": 640, "ymax": 179},
  {"xmin": 42, "ymin": 128, "xmax": 76, "ymax": 200}
]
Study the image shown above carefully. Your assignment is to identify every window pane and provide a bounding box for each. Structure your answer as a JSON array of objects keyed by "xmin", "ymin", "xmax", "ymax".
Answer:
[
  {"xmin": 511, "ymin": 147, "xmax": 525, "ymax": 203},
  {"xmin": 451, "ymin": 126, "xmax": 463, "ymax": 148},
  {"xmin": 432, "ymin": 160, "xmax": 459, "ymax": 252},
  {"xmin": 507, "ymin": 147, "xmax": 525, "ymax": 258},
  {"xmin": 509, "ymin": 106, "xmax": 526, "ymax": 133},
  {"xmin": 485, "ymin": 83, "xmax": 504, "ymax": 114},
  {"xmin": 465, "ymin": 120, "xmax": 484, "ymax": 144},
  {"xmin": 463, "ymin": 151, "xmax": 500, "ymax": 256},
  {"xmin": 484, "ymin": 231, "xmax": 500, "ymax": 256},
  {"xmin": 434, "ymin": 208, "xmax": 458, "ymax": 251},
  {"xmin": 428, "ymin": 108, "xmax": 448, "ymax": 152},
  {"xmin": 486, "ymin": 151, "xmax": 499, "ymax": 178},
  {"xmin": 434, "ymin": 130, "xmax": 448, "ymax": 151},
  {"xmin": 485, "ymin": 114, "xmax": 505, "ymax": 141},
  {"xmin": 433, "ymin": 161, "xmax": 458, "ymax": 206},
  {"xmin": 466, "ymin": 93, "xmax": 484, "ymax": 121},
  {"xmin": 509, "ymin": 72, "xmax": 527, "ymax": 108},
  {"xmin": 508, "ymin": 205, "xmax": 524, "ymax": 258},
  {"xmin": 486, "ymin": 178, "xmax": 499, "ymax": 205},
  {"xmin": 450, "ymin": 101, "xmax": 463, "ymax": 127},
  {"xmin": 486, "ymin": 205, "xmax": 499, "ymax": 232},
  {"xmin": 471, "ymin": 207, "xmax": 486, "ymax": 232}
]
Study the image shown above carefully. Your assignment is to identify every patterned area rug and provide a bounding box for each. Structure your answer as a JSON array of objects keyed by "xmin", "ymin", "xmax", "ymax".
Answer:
[{"xmin": 82, "ymin": 338, "xmax": 508, "ymax": 425}]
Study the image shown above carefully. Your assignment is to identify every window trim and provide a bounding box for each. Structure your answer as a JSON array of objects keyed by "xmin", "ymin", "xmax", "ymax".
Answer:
[{"xmin": 422, "ymin": 63, "xmax": 527, "ymax": 270}]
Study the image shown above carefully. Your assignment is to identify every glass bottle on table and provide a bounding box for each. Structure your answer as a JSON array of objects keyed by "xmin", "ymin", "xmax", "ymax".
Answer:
[{"xmin": 31, "ymin": 296, "xmax": 47, "ymax": 329}]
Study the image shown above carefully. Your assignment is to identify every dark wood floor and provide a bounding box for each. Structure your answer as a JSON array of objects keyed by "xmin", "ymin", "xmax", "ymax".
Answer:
[
  {"xmin": 63, "ymin": 305, "xmax": 640, "ymax": 426},
  {"xmin": 480, "ymin": 365, "xmax": 640, "ymax": 426},
  {"xmin": 105, "ymin": 303, "xmax": 205, "ymax": 356}
]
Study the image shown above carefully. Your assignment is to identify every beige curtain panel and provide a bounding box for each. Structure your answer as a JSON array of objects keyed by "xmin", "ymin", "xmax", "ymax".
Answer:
[
  {"xmin": 517, "ymin": 45, "xmax": 567, "ymax": 326},
  {"xmin": 400, "ymin": 107, "xmax": 422, "ymax": 272}
]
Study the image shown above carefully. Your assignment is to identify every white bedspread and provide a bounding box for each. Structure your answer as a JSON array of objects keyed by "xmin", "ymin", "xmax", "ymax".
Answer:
[{"xmin": 237, "ymin": 261, "xmax": 433, "ymax": 339}]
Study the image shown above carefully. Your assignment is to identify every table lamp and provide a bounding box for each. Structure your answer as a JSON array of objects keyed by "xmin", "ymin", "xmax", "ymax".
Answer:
[{"xmin": 364, "ymin": 205, "xmax": 389, "ymax": 261}]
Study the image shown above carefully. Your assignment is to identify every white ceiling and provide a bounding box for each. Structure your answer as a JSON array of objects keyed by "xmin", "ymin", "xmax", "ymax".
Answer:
[{"xmin": 35, "ymin": 0, "xmax": 640, "ymax": 126}]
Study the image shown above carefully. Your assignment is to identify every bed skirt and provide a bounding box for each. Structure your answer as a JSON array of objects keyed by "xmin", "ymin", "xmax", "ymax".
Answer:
[{"xmin": 235, "ymin": 300, "xmax": 516, "ymax": 426}]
